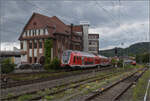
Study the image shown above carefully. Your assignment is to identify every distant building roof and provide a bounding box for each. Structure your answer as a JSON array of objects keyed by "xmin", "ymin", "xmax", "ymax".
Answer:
[{"xmin": 0, "ymin": 51, "xmax": 22, "ymax": 57}]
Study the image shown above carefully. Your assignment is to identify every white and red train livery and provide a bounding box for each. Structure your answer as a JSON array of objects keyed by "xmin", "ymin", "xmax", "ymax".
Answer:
[{"xmin": 61, "ymin": 50, "xmax": 111, "ymax": 68}]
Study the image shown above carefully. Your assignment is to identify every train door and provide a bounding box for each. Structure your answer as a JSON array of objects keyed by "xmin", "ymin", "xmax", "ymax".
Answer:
[{"xmin": 82, "ymin": 56, "xmax": 84, "ymax": 65}]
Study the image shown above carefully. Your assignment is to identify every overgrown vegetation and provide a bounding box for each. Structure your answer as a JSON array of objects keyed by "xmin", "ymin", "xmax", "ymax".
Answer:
[
  {"xmin": 44, "ymin": 39, "xmax": 61, "ymax": 70},
  {"xmin": 1, "ymin": 58, "xmax": 15, "ymax": 74},
  {"xmin": 132, "ymin": 69, "xmax": 150, "ymax": 101},
  {"xmin": 44, "ymin": 39, "xmax": 53, "ymax": 64},
  {"xmin": 111, "ymin": 58, "xmax": 118, "ymax": 67},
  {"xmin": 17, "ymin": 94, "xmax": 32, "ymax": 101},
  {"xmin": 44, "ymin": 57, "xmax": 61, "ymax": 70},
  {"xmin": 117, "ymin": 59, "xmax": 123, "ymax": 67}
]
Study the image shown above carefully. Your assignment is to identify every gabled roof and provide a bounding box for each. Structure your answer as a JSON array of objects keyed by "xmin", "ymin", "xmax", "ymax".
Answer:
[{"xmin": 19, "ymin": 12, "xmax": 70, "ymax": 40}]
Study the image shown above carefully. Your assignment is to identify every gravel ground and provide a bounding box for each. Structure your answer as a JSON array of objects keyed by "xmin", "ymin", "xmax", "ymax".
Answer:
[{"xmin": 0, "ymin": 70, "xmax": 104, "ymax": 99}]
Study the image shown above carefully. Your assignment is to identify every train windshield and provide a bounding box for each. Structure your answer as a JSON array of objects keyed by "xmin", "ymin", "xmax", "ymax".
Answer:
[{"xmin": 62, "ymin": 51, "xmax": 71, "ymax": 64}]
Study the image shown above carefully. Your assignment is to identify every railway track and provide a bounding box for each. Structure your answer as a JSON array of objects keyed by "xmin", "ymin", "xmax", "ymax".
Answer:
[
  {"xmin": 1, "ymin": 67, "xmax": 123, "ymax": 101},
  {"xmin": 1, "ymin": 67, "xmax": 112, "ymax": 89},
  {"xmin": 29, "ymin": 71, "xmax": 122, "ymax": 100},
  {"xmin": 85, "ymin": 67, "xmax": 147, "ymax": 101}
]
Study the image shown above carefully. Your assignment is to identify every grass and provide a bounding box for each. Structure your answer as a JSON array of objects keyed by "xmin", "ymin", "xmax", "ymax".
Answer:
[
  {"xmin": 132, "ymin": 68, "xmax": 150, "ymax": 101},
  {"xmin": 10, "ymin": 70, "xmax": 84, "ymax": 81},
  {"xmin": 10, "ymin": 64, "xmax": 142, "ymax": 81},
  {"xmin": 17, "ymin": 94, "xmax": 33, "ymax": 101}
]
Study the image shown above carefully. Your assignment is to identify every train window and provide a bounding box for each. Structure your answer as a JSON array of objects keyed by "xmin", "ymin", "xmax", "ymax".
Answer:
[
  {"xmin": 79, "ymin": 57, "xmax": 81, "ymax": 60},
  {"xmin": 74, "ymin": 56, "xmax": 76, "ymax": 63}
]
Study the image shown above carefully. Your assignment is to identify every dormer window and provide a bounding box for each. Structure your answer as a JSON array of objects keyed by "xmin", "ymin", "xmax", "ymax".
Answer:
[
  {"xmin": 40, "ymin": 29, "xmax": 43, "ymax": 35},
  {"xmin": 33, "ymin": 29, "xmax": 36, "ymax": 36},
  {"xmin": 36, "ymin": 29, "xmax": 39, "ymax": 35},
  {"xmin": 43, "ymin": 28, "xmax": 46, "ymax": 34},
  {"xmin": 29, "ymin": 30, "xmax": 31, "ymax": 36},
  {"xmin": 38, "ymin": 29, "xmax": 40, "ymax": 35},
  {"xmin": 24, "ymin": 31, "xmax": 27, "ymax": 36},
  {"xmin": 31, "ymin": 30, "xmax": 33, "ymax": 36},
  {"xmin": 45, "ymin": 28, "xmax": 48, "ymax": 35}
]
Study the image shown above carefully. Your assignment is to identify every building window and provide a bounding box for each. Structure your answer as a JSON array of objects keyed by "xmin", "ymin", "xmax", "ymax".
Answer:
[
  {"xmin": 34, "ymin": 42, "xmax": 37, "ymax": 48},
  {"xmin": 89, "ymin": 41, "xmax": 92, "ymax": 45},
  {"xmin": 21, "ymin": 42, "xmax": 23, "ymax": 49},
  {"xmin": 29, "ymin": 30, "xmax": 31, "ymax": 36},
  {"xmin": 30, "ymin": 30, "xmax": 33, "ymax": 36},
  {"xmin": 38, "ymin": 29, "xmax": 40, "ymax": 35},
  {"xmin": 39, "ymin": 41, "xmax": 42, "ymax": 48},
  {"xmin": 36, "ymin": 29, "xmax": 38, "ymax": 35},
  {"xmin": 34, "ymin": 30, "xmax": 36, "ymax": 36},
  {"xmin": 29, "ymin": 42, "xmax": 32, "ymax": 49},
  {"xmin": 25, "ymin": 31, "xmax": 27, "ymax": 36},
  {"xmin": 74, "ymin": 56, "xmax": 76, "ymax": 63},
  {"xmin": 43, "ymin": 28, "xmax": 46, "ymax": 34},
  {"xmin": 33, "ymin": 29, "xmax": 35, "ymax": 36},
  {"xmin": 34, "ymin": 57, "xmax": 37, "ymax": 63},
  {"xmin": 40, "ymin": 29, "xmax": 43, "ymax": 35}
]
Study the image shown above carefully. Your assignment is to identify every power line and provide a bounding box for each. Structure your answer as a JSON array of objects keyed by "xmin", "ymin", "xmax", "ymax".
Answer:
[{"xmin": 94, "ymin": 0, "xmax": 134, "ymax": 35}]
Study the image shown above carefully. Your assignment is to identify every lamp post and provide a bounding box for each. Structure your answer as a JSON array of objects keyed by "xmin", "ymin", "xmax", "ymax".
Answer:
[{"xmin": 121, "ymin": 42, "xmax": 124, "ymax": 69}]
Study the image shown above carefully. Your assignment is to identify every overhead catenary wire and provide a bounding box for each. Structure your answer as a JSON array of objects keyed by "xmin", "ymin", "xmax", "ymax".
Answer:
[{"xmin": 94, "ymin": 0, "xmax": 135, "ymax": 37}]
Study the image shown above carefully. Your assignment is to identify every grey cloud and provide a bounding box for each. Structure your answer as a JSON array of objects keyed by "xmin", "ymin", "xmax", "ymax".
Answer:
[{"xmin": 0, "ymin": 0, "xmax": 149, "ymax": 50}]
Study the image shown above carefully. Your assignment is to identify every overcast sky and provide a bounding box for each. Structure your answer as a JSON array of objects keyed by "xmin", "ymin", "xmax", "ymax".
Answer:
[{"xmin": 0, "ymin": 0, "xmax": 149, "ymax": 51}]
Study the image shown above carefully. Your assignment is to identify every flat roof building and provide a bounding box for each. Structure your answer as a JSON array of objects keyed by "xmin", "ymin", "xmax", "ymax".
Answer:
[{"xmin": 88, "ymin": 34, "xmax": 99, "ymax": 54}]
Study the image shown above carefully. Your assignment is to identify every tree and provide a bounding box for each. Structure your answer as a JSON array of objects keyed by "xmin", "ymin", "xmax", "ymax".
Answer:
[
  {"xmin": 1, "ymin": 58, "xmax": 15, "ymax": 74},
  {"xmin": 136, "ymin": 53, "xmax": 149, "ymax": 63}
]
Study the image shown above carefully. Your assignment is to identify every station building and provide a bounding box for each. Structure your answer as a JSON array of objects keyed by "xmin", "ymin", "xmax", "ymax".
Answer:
[{"xmin": 19, "ymin": 13, "xmax": 89, "ymax": 64}]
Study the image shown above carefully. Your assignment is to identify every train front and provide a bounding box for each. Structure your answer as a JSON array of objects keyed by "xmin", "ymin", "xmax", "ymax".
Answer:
[{"xmin": 61, "ymin": 50, "xmax": 72, "ymax": 68}]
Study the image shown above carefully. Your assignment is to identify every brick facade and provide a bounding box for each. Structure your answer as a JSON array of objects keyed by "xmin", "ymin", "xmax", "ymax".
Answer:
[{"xmin": 19, "ymin": 13, "xmax": 83, "ymax": 64}]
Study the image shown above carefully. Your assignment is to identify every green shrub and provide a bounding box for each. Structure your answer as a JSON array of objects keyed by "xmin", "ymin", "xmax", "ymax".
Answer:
[
  {"xmin": 1, "ymin": 58, "xmax": 15, "ymax": 74},
  {"xmin": 17, "ymin": 94, "xmax": 32, "ymax": 101},
  {"xmin": 117, "ymin": 59, "xmax": 123, "ymax": 67},
  {"xmin": 44, "ymin": 57, "xmax": 60, "ymax": 70},
  {"xmin": 51, "ymin": 57, "xmax": 60, "ymax": 69},
  {"xmin": 111, "ymin": 58, "xmax": 118, "ymax": 67}
]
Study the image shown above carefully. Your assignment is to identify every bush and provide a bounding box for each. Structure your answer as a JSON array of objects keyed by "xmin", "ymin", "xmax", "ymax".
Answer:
[
  {"xmin": 51, "ymin": 57, "xmax": 61, "ymax": 69},
  {"xmin": 111, "ymin": 58, "xmax": 118, "ymax": 67},
  {"xmin": 44, "ymin": 64, "xmax": 53, "ymax": 70},
  {"xmin": 1, "ymin": 58, "xmax": 15, "ymax": 74},
  {"xmin": 44, "ymin": 57, "xmax": 60, "ymax": 70},
  {"xmin": 117, "ymin": 59, "xmax": 123, "ymax": 67}
]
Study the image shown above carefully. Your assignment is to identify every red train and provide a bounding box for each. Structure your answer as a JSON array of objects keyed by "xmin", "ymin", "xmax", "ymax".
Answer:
[{"xmin": 61, "ymin": 50, "xmax": 111, "ymax": 68}]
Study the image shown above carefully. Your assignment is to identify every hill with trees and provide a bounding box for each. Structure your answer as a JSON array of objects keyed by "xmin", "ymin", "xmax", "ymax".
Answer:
[{"xmin": 99, "ymin": 42, "xmax": 150, "ymax": 57}]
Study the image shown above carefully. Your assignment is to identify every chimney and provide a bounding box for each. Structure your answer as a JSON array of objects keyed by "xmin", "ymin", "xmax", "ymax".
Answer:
[{"xmin": 70, "ymin": 23, "xmax": 73, "ymax": 50}]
